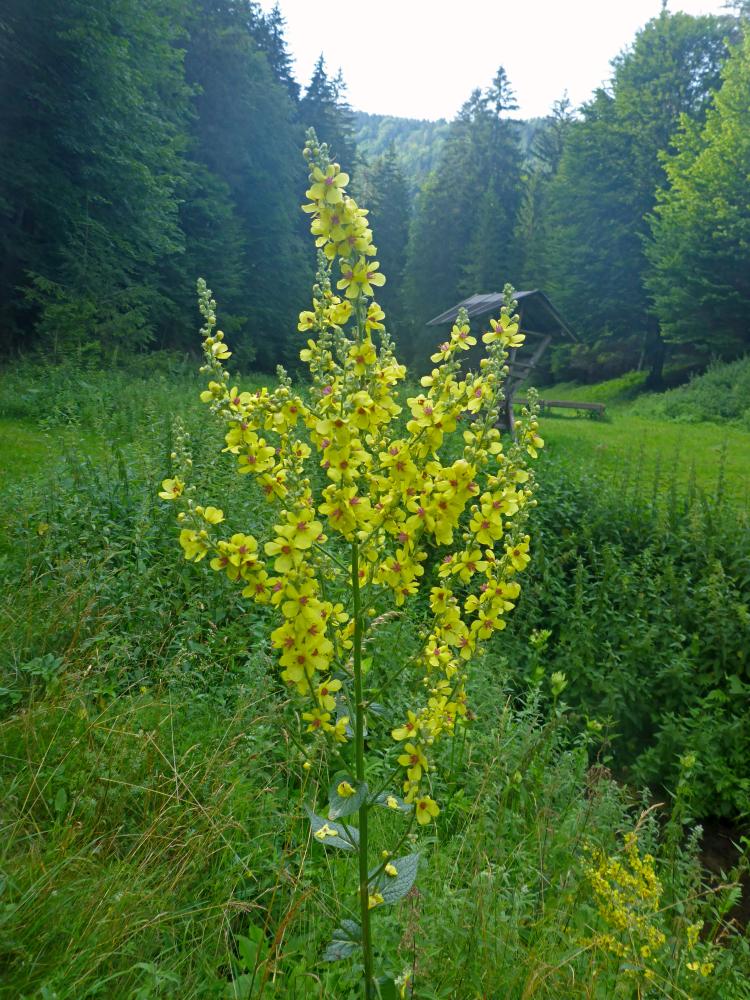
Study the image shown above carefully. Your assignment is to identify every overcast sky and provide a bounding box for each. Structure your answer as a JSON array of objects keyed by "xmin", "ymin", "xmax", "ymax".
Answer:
[{"xmin": 259, "ymin": 0, "xmax": 731, "ymax": 120}]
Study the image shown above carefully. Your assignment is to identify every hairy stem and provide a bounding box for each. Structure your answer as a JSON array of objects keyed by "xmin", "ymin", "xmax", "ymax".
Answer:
[{"xmin": 352, "ymin": 541, "xmax": 374, "ymax": 997}]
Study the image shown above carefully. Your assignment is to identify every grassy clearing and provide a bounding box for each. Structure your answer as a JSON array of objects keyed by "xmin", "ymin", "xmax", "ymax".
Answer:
[
  {"xmin": 530, "ymin": 367, "xmax": 750, "ymax": 507},
  {"xmin": 540, "ymin": 412, "xmax": 750, "ymax": 508},
  {"xmin": 1, "ymin": 359, "xmax": 749, "ymax": 998}
]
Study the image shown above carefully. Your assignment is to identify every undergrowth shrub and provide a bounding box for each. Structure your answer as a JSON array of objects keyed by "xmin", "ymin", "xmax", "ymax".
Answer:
[
  {"xmin": 501, "ymin": 452, "xmax": 750, "ymax": 818},
  {"xmin": 632, "ymin": 356, "xmax": 750, "ymax": 427}
]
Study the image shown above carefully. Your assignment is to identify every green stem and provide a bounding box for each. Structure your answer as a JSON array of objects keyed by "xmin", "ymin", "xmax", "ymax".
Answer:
[{"xmin": 352, "ymin": 541, "xmax": 375, "ymax": 998}]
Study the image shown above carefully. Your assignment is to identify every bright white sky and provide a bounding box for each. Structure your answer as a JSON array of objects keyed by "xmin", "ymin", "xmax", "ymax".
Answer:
[{"xmin": 259, "ymin": 0, "xmax": 731, "ymax": 119}]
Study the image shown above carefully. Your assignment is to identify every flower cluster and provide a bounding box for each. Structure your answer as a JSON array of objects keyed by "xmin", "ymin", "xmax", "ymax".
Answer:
[
  {"xmin": 584, "ymin": 831, "xmax": 716, "ymax": 985},
  {"xmin": 160, "ymin": 132, "xmax": 542, "ymax": 825}
]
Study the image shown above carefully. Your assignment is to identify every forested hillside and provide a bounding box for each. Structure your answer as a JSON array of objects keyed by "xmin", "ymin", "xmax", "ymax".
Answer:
[
  {"xmin": 1, "ymin": 3, "xmax": 749, "ymax": 382},
  {"xmin": 353, "ymin": 111, "xmax": 450, "ymax": 194},
  {"xmin": 0, "ymin": 1, "xmax": 354, "ymax": 368}
]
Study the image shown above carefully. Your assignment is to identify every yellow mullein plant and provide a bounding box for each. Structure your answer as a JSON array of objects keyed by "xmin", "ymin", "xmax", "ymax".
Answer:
[{"xmin": 160, "ymin": 130, "xmax": 543, "ymax": 997}]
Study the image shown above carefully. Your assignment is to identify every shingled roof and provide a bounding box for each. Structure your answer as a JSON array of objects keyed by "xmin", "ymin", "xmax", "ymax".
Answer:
[{"xmin": 426, "ymin": 290, "xmax": 575, "ymax": 340}]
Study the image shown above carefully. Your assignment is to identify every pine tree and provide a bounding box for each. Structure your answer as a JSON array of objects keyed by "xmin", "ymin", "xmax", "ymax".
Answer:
[
  {"xmin": 182, "ymin": 0, "xmax": 309, "ymax": 368},
  {"xmin": 255, "ymin": 3, "xmax": 300, "ymax": 103},
  {"xmin": 0, "ymin": 0, "xmax": 191, "ymax": 353},
  {"xmin": 516, "ymin": 95, "xmax": 574, "ymax": 290},
  {"xmin": 300, "ymin": 56, "xmax": 357, "ymax": 167},
  {"xmin": 404, "ymin": 68, "xmax": 523, "ymax": 333},
  {"xmin": 359, "ymin": 147, "xmax": 411, "ymax": 340}
]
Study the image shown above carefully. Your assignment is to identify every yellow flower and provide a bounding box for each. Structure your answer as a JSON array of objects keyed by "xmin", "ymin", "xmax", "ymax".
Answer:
[
  {"xmin": 264, "ymin": 531, "xmax": 303, "ymax": 574},
  {"xmin": 384, "ymin": 863, "xmax": 398, "ymax": 877},
  {"xmin": 328, "ymin": 297, "xmax": 353, "ymax": 326},
  {"xmin": 313, "ymin": 676, "xmax": 340, "ymax": 711},
  {"xmin": 207, "ymin": 336, "xmax": 231, "ymax": 360},
  {"xmin": 392, "ymin": 710, "xmax": 421, "ymax": 742},
  {"xmin": 337, "ymin": 257, "xmax": 386, "ymax": 299},
  {"xmin": 200, "ymin": 505, "xmax": 224, "ymax": 524},
  {"xmin": 314, "ymin": 822, "xmax": 339, "ymax": 841},
  {"xmin": 237, "ymin": 436, "xmax": 276, "ymax": 475},
  {"xmin": 482, "ymin": 316, "xmax": 524, "ymax": 348},
  {"xmin": 179, "ymin": 528, "xmax": 209, "ymax": 562},
  {"xmin": 365, "ymin": 301, "xmax": 385, "ymax": 332},
  {"xmin": 397, "ymin": 742, "xmax": 428, "ymax": 783},
  {"xmin": 451, "ymin": 323, "xmax": 476, "ymax": 350},
  {"xmin": 282, "ymin": 509, "xmax": 323, "ymax": 550},
  {"xmin": 368, "ymin": 892, "xmax": 384, "ymax": 909},
  {"xmin": 337, "ymin": 780, "xmax": 356, "ymax": 798},
  {"xmin": 298, "ymin": 310, "xmax": 317, "ymax": 331},
  {"xmin": 302, "ymin": 708, "xmax": 333, "ymax": 733},
  {"xmin": 348, "ymin": 337, "xmax": 377, "ymax": 375},
  {"xmin": 506, "ymin": 537, "xmax": 530, "ymax": 572},
  {"xmin": 415, "ymin": 795, "xmax": 440, "ymax": 825},
  {"xmin": 332, "ymin": 716, "xmax": 350, "ymax": 743},
  {"xmin": 306, "ymin": 163, "xmax": 350, "ymax": 205},
  {"xmin": 159, "ymin": 477, "xmax": 184, "ymax": 500}
]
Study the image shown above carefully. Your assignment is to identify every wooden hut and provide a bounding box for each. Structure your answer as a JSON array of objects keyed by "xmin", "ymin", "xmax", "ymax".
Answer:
[{"xmin": 426, "ymin": 290, "xmax": 576, "ymax": 429}]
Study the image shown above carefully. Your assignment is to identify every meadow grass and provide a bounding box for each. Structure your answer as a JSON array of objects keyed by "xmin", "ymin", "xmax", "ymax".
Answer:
[
  {"xmin": 1, "ymin": 359, "xmax": 749, "ymax": 998},
  {"xmin": 540, "ymin": 411, "xmax": 750, "ymax": 509},
  {"xmin": 534, "ymin": 361, "xmax": 750, "ymax": 507}
]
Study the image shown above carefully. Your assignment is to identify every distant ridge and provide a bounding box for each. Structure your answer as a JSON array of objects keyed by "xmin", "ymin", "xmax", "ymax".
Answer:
[
  {"xmin": 353, "ymin": 110, "xmax": 548, "ymax": 198},
  {"xmin": 352, "ymin": 111, "xmax": 450, "ymax": 196}
]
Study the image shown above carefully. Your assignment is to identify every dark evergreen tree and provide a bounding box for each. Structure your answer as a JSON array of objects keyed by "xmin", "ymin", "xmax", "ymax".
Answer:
[
  {"xmin": 358, "ymin": 147, "xmax": 411, "ymax": 339},
  {"xmin": 404, "ymin": 68, "xmax": 523, "ymax": 333},
  {"xmin": 300, "ymin": 56, "xmax": 357, "ymax": 167},
  {"xmin": 540, "ymin": 9, "xmax": 734, "ymax": 383},
  {"xmin": 181, "ymin": 0, "xmax": 309, "ymax": 368},
  {"xmin": 0, "ymin": 0, "xmax": 191, "ymax": 354},
  {"xmin": 516, "ymin": 95, "xmax": 574, "ymax": 291},
  {"xmin": 255, "ymin": 3, "xmax": 300, "ymax": 103}
]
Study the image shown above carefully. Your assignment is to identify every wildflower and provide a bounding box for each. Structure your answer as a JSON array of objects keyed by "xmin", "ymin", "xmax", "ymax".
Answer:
[
  {"xmin": 306, "ymin": 163, "xmax": 350, "ymax": 205},
  {"xmin": 392, "ymin": 710, "xmax": 421, "ymax": 741},
  {"xmin": 506, "ymin": 537, "xmax": 531, "ymax": 572},
  {"xmin": 337, "ymin": 780, "xmax": 356, "ymax": 798},
  {"xmin": 314, "ymin": 823, "xmax": 339, "ymax": 841},
  {"xmin": 316, "ymin": 677, "xmax": 343, "ymax": 711},
  {"xmin": 482, "ymin": 316, "xmax": 524, "ymax": 348},
  {"xmin": 200, "ymin": 505, "xmax": 224, "ymax": 524},
  {"xmin": 415, "ymin": 795, "xmax": 440, "ymax": 825},
  {"xmin": 397, "ymin": 743, "xmax": 428, "ymax": 782},
  {"xmin": 368, "ymin": 892, "xmax": 384, "ymax": 909},
  {"xmin": 159, "ymin": 477, "xmax": 184, "ymax": 500},
  {"xmin": 179, "ymin": 528, "xmax": 209, "ymax": 562},
  {"xmin": 337, "ymin": 257, "xmax": 386, "ymax": 299}
]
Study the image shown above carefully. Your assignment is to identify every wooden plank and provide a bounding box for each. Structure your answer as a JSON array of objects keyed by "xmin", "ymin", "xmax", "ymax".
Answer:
[{"xmin": 515, "ymin": 397, "xmax": 606, "ymax": 414}]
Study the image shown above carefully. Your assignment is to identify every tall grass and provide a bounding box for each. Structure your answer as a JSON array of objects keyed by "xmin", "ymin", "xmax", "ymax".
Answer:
[{"xmin": 1, "ymin": 360, "xmax": 748, "ymax": 998}]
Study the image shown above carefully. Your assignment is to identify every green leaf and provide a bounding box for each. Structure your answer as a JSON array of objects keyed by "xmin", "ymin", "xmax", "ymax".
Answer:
[
  {"xmin": 54, "ymin": 787, "xmax": 68, "ymax": 816},
  {"xmin": 323, "ymin": 919, "xmax": 361, "ymax": 962},
  {"xmin": 371, "ymin": 790, "xmax": 413, "ymax": 814},
  {"xmin": 237, "ymin": 927, "xmax": 267, "ymax": 973},
  {"xmin": 372, "ymin": 852, "xmax": 420, "ymax": 905},
  {"xmin": 305, "ymin": 805, "xmax": 359, "ymax": 851},
  {"xmin": 328, "ymin": 773, "xmax": 368, "ymax": 820},
  {"xmin": 375, "ymin": 977, "xmax": 398, "ymax": 1000}
]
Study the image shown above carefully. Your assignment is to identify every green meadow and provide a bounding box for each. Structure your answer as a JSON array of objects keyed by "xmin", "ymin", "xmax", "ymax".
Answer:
[{"xmin": 1, "ymin": 360, "xmax": 748, "ymax": 999}]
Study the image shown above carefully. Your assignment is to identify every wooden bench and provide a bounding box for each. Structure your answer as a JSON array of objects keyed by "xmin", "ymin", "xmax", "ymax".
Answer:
[{"xmin": 515, "ymin": 398, "xmax": 606, "ymax": 418}]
